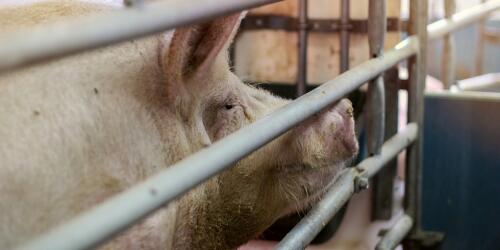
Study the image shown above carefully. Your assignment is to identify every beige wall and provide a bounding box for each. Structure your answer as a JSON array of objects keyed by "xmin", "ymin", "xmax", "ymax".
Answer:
[{"xmin": 234, "ymin": 0, "xmax": 402, "ymax": 85}]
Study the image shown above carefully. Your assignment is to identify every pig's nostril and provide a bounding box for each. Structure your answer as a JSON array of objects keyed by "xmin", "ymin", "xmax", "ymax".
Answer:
[{"xmin": 346, "ymin": 106, "xmax": 354, "ymax": 117}]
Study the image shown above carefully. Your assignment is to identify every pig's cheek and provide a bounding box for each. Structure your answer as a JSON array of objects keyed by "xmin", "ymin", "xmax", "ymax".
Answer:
[
  {"xmin": 213, "ymin": 119, "xmax": 230, "ymax": 140},
  {"xmin": 290, "ymin": 128, "xmax": 327, "ymax": 168},
  {"xmin": 214, "ymin": 109, "xmax": 245, "ymax": 140}
]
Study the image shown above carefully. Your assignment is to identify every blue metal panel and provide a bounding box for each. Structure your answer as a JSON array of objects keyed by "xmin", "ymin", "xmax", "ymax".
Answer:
[{"xmin": 422, "ymin": 92, "xmax": 500, "ymax": 250}]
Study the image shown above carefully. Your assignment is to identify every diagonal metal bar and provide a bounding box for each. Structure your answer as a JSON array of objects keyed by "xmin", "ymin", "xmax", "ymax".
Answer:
[
  {"xmin": 427, "ymin": 0, "xmax": 500, "ymax": 41},
  {"xmin": 0, "ymin": 0, "xmax": 283, "ymax": 73},
  {"xmin": 376, "ymin": 214, "xmax": 414, "ymax": 250}
]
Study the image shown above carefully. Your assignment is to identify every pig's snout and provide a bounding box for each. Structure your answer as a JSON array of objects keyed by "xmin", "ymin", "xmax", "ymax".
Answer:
[
  {"xmin": 335, "ymin": 98, "xmax": 354, "ymax": 119},
  {"xmin": 333, "ymin": 99, "xmax": 359, "ymax": 157}
]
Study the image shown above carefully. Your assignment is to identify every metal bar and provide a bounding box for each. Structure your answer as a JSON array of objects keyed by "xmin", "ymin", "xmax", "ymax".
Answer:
[
  {"xmin": 367, "ymin": 0, "xmax": 388, "ymax": 222},
  {"xmin": 0, "ymin": 0, "xmax": 283, "ymax": 73},
  {"xmin": 366, "ymin": 77, "xmax": 386, "ymax": 155},
  {"xmin": 368, "ymin": 0, "xmax": 387, "ymax": 58},
  {"xmin": 475, "ymin": 0, "xmax": 487, "ymax": 75},
  {"xmin": 442, "ymin": 0, "xmax": 457, "ymax": 89},
  {"xmin": 240, "ymin": 16, "xmax": 404, "ymax": 33},
  {"xmin": 372, "ymin": 68, "xmax": 399, "ymax": 220},
  {"xmin": 376, "ymin": 214, "xmax": 414, "ymax": 250},
  {"xmin": 277, "ymin": 169, "xmax": 356, "ymax": 250},
  {"xmin": 427, "ymin": 0, "xmax": 500, "ymax": 41},
  {"xmin": 340, "ymin": 0, "xmax": 350, "ymax": 73},
  {"xmin": 1, "ymin": 0, "xmax": 496, "ymax": 74},
  {"xmin": 275, "ymin": 124, "xmax": 418, "ymax": 250},
  {"xmin": 296, "ymin": 0, "xmax": 309, "ymax": 97},
  {"xmin": 15, "ymin": 37, "xmax": 417, "ymax": 250},
  {"xmin": 360, "ymin": 124, "xmax": 418, "ymax": 179},
  {"xmin": 366, "ymin": 0, "xmax": 386, "ymax": 155},
  {"xmin": 405, "ymin": 0, "xmax": 428, "ymax": 241}
]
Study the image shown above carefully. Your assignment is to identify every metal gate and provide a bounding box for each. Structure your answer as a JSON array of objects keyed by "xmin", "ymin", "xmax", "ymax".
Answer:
[{"xmin": 1, "ymin": 0, "xmax": 498, "ymax": 249}]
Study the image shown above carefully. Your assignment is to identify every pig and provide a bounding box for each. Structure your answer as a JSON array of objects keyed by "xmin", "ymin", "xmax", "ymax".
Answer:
[{"xmin": 0, "ymin": 1, "xmax": 358, "ymax": 249}]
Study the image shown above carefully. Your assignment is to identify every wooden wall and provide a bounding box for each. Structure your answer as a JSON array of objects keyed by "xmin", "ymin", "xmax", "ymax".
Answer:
[{"xmin": 234, "ymin": 0, "xmax": 402, "ymax": 85}]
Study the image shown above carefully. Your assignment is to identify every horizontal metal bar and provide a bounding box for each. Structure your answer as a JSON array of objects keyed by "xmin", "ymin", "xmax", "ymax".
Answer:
[
  {"xmin": 428, "ymin": 0, "xmax": 500, "ymax": 41},
  {"xmin": 0, "ymin": 0, "xmax": 282, "ymax": 73},
  {"xmin": 193, "ymin": 15, "xmax": 407, "ymax": 33},
  {"xmin": 275, "ymin": 124, "xmax": 418, "ymax": 249},
  {"xmin": 15, "ymin": 32, "xmax": 417, "ymax": 250},
  {"xmin": 376, "ymin": 214, "xmax": 414, "ymax": 250},
  {"xmin": 362, "ymin": 124, "xmax": 418, "ymax": 179}
]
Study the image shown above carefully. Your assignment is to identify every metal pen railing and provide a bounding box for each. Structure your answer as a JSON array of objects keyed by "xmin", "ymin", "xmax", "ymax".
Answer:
[
  {"xmin": 1, "ymin": 0, "xmax": 498, "ymax": 249},
  {"xmin": 0, "ymin": 0, "xmax": 282, "ymax": 73},
  {"xmin": 277, "ymin": 2, "xmax": 500, "ymax": 249}
]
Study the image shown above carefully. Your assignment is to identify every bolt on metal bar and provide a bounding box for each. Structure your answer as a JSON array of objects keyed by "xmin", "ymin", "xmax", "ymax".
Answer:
[
  {"xmin": 123, "ymin": 0, "xmax": 144, "ymax": 8},
  {"xmin": 0, "ymin": 0, "xmax": 283, "ymax": 74},
  {"xmin": 442, "ymin": 0, "xmax": 456, "ymax": 89},
  {"xmin": 376, "ymin": 214, "xmax": 414, "ymax": 250},
  {"xmin": 275, "ymin": 124, "xmax": 418, "ymax": 250},
  {"xmin": 366, "ymin": 0, "xmax": 387, "ymax": 155},
  {"xmin": 405, "ymin": 0, "xmax": 428, "ymax": 240},
  {"xmin": 340, "ymin": 0, "xmax": 350, "ymax": 73},
  {"xmin": 427, "ymin": 0, "xmax": 500, "ymax": 41},
  {"xmin": 296, "ymin": 0, "xmax": 309, "ymax": 97},
  {"xmin": 14, "ymin": 35, "xmax": 418, "ymax": 250}
]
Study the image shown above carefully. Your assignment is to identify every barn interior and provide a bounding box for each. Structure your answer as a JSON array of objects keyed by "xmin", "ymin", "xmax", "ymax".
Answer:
[{"xmin": 0, "ymin": 0, "xmax": 499, "ymax": 250}]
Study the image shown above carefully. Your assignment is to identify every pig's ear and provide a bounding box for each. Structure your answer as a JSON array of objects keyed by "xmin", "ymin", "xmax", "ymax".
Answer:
[{"xmin": 162, "ymin": 12, "xmax": 243, "ymax": 86}]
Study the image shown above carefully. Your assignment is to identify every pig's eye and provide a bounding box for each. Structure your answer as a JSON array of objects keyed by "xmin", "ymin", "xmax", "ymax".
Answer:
[{"xmin": 224, "ymin": 104, "xmax": 234, "ymax": 110}]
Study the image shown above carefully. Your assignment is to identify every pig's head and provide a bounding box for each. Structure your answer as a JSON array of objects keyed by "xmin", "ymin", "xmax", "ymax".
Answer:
[{"xmin": 161, "ymin": 13, "xmax": 358, "ymax": 249}]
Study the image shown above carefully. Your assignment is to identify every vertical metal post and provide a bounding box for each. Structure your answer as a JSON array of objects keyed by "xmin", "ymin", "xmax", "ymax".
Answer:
[
  {"xmin": 297, "ymin": 0, "xmax": 309, "ymax": 97},
  {"xmin": 405, "ymin": 0, "xmax": 428, "ymax": 244},
  {"xmin": 475, "ymin": 0, "xmax": 486, "ymax": 75},
  {"xmin": 340, "ymin": 0, "xmax": 350, "ymax": 73},
  {"xmin": 442, "ymin": 0, "xmax": 456, "ymax": 88},
  {"xmin": 372, "ymin": 67, "xmax": 399, "ymax": 220},
  {"xmin": 366, "ymin": 0, "xmax": 386, "ymax": 155}
]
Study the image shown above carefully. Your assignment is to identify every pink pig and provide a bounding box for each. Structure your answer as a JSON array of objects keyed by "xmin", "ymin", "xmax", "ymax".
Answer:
[{"xmin": 0, "ymin": 1, "xmax": 358, "ymax": 249}]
